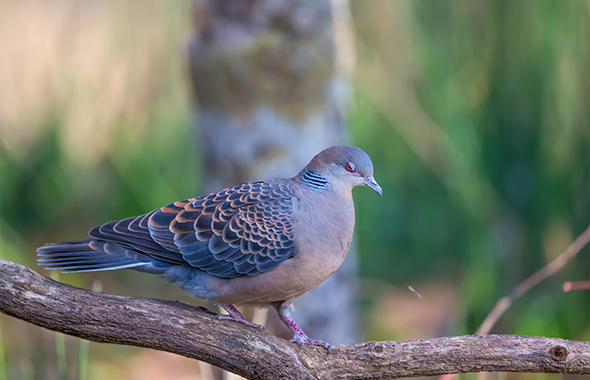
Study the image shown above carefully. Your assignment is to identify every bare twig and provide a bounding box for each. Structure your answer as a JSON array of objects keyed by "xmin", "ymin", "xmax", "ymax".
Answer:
[
  {"xmin": 1, "ymin": 259, "xmax": 589, "ymax": 379},
  {"xmin": 475, "ymin": 225, "xmax": 590, "ymax": 335},
  {"xmin": 563, "ymin": 281, "xmax": 590, "ymax": 292}
]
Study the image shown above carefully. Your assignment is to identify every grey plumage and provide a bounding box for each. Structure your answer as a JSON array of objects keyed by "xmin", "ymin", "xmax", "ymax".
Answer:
[{"xmin": 37, "ymin": 145, "xmax": 382, "ymax": 351}]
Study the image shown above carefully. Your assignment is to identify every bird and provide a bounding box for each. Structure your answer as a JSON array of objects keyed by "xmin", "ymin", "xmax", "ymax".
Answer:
[{"xmin": 37, "ymin": 145, "xmax": 382, "ymax": 352}]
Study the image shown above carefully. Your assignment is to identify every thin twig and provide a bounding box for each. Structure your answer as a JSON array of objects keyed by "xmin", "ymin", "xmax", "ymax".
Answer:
[
  {"xmin": 475, "ymin": 225, "xmax": 590, "ymax": 335},
  {"xmin": 563, "ymin": 281, "xmax": 590, "ymax": 292}
]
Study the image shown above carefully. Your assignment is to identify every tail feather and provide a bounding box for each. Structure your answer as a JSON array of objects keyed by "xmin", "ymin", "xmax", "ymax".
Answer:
[
  {"xmin": 37, "ymin": 251, "xmax": 98, "ymax": 259},
  {"xmin": 37, "ymin": 239, "xmax": 151, "ymax": 273},
  {"xmin": 37, "ymin": 242, "xmax": 95, "ymax": 252},
  {"xmin": 49, "ymin": 261, "xmax": 149, "ymax": 273},
  {"xmin": 38, "ymin": 256, "xmax": 133, "ymax": 266}
]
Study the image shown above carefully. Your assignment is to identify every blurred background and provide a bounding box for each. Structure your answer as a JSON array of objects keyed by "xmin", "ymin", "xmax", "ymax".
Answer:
[{"xmin": 0, "ymin": 0, "xmax": 588, "ymax": 379}]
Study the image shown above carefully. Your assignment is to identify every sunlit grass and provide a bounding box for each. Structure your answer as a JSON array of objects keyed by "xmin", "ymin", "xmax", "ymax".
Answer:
[
  {"xmin": 78, "ymin": 339, "xmax": 90, "ymax": 380},
  {"xmin": 0, "ymin": 320, "xmax": 6, "ymax": 380},
  {"xmin": 55, "ymin": 332, "xmax": 67, "ymax": 380}
]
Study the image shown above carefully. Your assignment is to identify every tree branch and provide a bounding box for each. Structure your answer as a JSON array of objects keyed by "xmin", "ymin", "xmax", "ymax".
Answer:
[{"xmin": 1, "ymin": 258, "xmax": 588, "ymax": 379}]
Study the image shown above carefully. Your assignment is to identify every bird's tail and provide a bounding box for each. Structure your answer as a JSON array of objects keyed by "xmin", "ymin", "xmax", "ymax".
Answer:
[{"xmin": 37, "ymin": 239, "xmax": 152, "ymax": 273}]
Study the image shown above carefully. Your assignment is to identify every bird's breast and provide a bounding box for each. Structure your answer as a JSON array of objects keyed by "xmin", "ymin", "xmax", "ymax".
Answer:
[
  {"xmin": 289, "ymin": 189, "xmax": 355, "ymax": 289},
  {"xmin": 191, "ymin": 189, "xmax": 356, "ymax": 305}
]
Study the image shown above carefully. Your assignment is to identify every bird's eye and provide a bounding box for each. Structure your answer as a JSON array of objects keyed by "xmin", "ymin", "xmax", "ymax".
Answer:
[{"xmin": 344, "ymin": 162, "xmax": 356, "ymax": 173}]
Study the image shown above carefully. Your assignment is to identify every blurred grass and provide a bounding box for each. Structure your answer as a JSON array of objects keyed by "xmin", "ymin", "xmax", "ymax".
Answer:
[
  {"xmin": 55, "ymin": 332, "xmax": 66, "ymax": 380},
  {"xmin": 350, "ymin": 0, "xmax": 589, "ymax": 343},
  {"xmin": 0, "ymin": 0, "xmax": 588, "ymax": 379},
  {"xmin": 0, "ymin": 321, "xmax": 6, "ymax": 380}
]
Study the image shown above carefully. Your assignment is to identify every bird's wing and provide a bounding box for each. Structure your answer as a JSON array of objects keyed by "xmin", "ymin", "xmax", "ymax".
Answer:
[{"xmin": 94, "ymin": 180, "xmax": 297, "ymax": 279}]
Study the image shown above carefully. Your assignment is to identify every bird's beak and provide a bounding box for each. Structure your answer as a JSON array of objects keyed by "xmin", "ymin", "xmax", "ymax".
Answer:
[{"xmin": 364, "ymin": 175, "xmax": 383, "ymax": 196}]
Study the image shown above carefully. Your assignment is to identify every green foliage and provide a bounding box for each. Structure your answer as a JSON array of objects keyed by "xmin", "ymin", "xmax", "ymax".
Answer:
[{"xmin": 350, "ymin": 0, "xmax": 589, "ymax": 341}]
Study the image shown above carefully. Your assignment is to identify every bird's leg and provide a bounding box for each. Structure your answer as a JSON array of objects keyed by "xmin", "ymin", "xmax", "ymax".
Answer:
[
  {"xmin": 214, "ymin": 304, "xmax": 265, "ymax": 331},
  {"xmin": 274, "ymin": 304, "xmax": 332, "ymax": 353}
]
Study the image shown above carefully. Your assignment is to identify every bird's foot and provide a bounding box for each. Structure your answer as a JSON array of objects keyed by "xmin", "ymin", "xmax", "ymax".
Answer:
[
  {"xmin": 289, "ymin": 332, "xmax": 332, "ymax": 353},
  {"xmin": 275, "ymin": 305, "xmax": 332, "ymax": 353},
  {"xmin": 214, "ymin": 304, "xmax": 265, "ymax": 331}
]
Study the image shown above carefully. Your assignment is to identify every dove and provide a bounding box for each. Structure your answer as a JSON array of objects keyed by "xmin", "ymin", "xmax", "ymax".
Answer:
[{"xmin": 37, "ymin": 145, "xmax": 382, "ymax": 352}]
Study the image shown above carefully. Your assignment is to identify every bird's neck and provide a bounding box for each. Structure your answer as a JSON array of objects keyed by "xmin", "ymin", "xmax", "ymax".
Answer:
[{"xmin": 300, "ymin": 168, "xmax": 328, "ymax": 190}]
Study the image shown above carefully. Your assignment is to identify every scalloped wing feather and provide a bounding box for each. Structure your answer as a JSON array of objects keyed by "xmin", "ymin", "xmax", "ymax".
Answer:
[{"xmin": 145, "ymin": 179, "xmax": 297, "ymax": 278}]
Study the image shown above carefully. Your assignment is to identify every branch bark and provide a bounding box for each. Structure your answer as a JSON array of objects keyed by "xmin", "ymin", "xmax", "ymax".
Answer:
[{"xmin": 1, "ymin": 258, "xmax": 588, "ymax": 379}]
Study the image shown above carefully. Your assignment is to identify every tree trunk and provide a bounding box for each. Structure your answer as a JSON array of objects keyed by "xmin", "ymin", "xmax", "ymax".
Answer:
[{"xmin": 187, "ymin": 0, "xmax": 359, "ymax": 345}]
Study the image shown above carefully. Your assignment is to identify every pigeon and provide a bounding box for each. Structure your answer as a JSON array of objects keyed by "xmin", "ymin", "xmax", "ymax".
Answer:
[{"xmin": 37, "ymin": 145, "xmax": 382, "ymax": 352}]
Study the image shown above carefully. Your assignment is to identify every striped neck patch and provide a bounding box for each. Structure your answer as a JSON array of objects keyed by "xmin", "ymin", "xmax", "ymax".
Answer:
[{"xmin": 301, "ymin": 168, "xmax": 328, "ymax": 190}]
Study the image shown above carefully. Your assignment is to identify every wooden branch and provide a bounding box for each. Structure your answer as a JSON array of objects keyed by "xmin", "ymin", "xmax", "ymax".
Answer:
[{"xmin": 1, "ymin": 258, "xmax": 589, "ymax": 379}]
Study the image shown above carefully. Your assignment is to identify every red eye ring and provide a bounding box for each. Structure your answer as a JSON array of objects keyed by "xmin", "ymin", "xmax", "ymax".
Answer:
[{"xmin": 344, "ymin": 162, "xmax": 356, "ymax": 173}]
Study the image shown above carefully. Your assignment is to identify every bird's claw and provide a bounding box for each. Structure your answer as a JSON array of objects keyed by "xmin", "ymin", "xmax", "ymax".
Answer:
[
  {"xmin": 213, "ymin": 314, "xmax": 265, "ymax": 331},
  {"xmin": 289, "ymin": 334, "xmax": 332, "ymax": 353}
]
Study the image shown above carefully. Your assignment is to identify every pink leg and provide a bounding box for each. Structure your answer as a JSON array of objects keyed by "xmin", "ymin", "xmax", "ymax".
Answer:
[
  {"xmin": 275, "ymin": 305, "xmax": 332, "ymax": 353},
  {"xmin": 214, "ymin": 304, "xmax": 264, "ymax": 331}
]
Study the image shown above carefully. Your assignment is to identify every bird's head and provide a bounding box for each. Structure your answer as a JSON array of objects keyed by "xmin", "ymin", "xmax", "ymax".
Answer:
[{"xmin": 303, "ymin": 146, "xmax": 383, "ymax": 196}]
